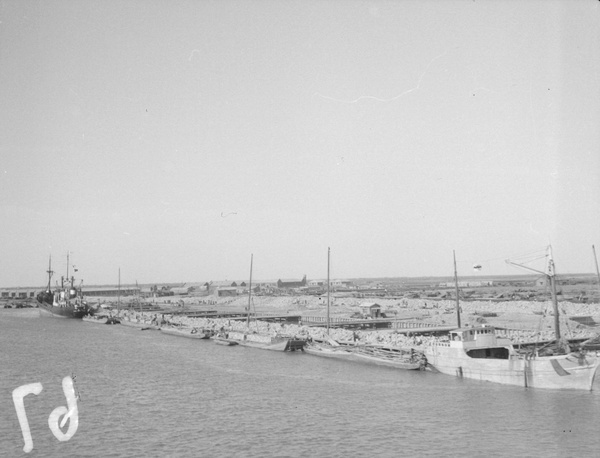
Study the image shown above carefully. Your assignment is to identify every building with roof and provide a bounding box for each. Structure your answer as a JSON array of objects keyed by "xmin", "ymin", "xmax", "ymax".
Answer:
[
  {"xmin": 1, "ymin": 288, "xmax": 37, "ymax": 299},
  {"xmin": 277, "ymin": 275, "xmax": 307, "ymax": 289},
  {"xmin": 359, "ymin": 302, "xmax": 382, "ymax": 318}
]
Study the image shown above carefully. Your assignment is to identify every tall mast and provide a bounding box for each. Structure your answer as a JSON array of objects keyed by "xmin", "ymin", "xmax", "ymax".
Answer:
[
  {"xmin": 246, "ymin": 254, "xmax": 253, "ymax": 327},
  {"xmin": 66, "ymin": 252, "xmax": 70, "ymax": 286},
  {"xmin": 327, "ymin": 247, "xmax": 330, "ymax": 335},
  {"xmin": 118, "ymin": 267, "xmax": 121, "ymax": 314},
  {"xmin": 506, "ymin": 245, "xmax": 560, "ymax": 343},
  {"xmin": 547, "ymin": 247, "xmax": 560, "ymax": 341},
  {"xmin": 46, "ymin": 255, "xmax": 54, "ymax": 291},
  {"xmin": 453, "ymin": 250, "xmax": 461, "ymax": 328},
  {"xmin": 593, "ymin": 245, "xmax": 600, "ymax": 300},
  {"xmin": 136, "ymin": 280, "xmax": 142, "ymax": 314}
]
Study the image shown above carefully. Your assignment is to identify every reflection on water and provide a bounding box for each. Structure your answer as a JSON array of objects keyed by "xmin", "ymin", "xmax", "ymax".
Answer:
[{"xmin": 1, "ymin": 309, "xmax": 599, "ymax": 457}]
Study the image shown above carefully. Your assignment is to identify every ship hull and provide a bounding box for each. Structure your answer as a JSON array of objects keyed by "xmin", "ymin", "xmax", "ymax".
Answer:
[
  {"xmin": 305, "ymin": 344, "xmax": 355, "ymax": 360},
  {"xmin": 38, "ymin": 300, "xmax": 87, "ymax": 319},
  {"xmin": 350, "ymin": 351, "xmax": 422, "ymax": 370},
  {"xmin": 227, "ymin": 331, "xmax": 306, "ymax": 351},
  {"xmin": 425, "ymin": 345, "xmax": 600, "ymax": 390},
  {"xmin": 160, "ymin": 327, "xmax": 211, "ymax": 339}
]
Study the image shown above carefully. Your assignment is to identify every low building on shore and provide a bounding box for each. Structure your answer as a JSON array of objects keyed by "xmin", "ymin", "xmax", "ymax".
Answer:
[
  {"xmin": 1, "ymin": 288, "xmax": 37, "ymax": 299},
  {"xmin": 359, "ymin": 302, "xmax": 382, "ymax": 318}
]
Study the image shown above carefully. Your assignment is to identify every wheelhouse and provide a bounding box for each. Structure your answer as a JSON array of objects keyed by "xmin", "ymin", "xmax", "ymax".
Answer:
[{"xmin": 449, "ymin": 325, "xmax": 511, "ymax": 360}]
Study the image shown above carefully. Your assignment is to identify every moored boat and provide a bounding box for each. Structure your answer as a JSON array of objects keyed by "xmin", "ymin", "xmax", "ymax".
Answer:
[
  {"xmin": 37, "ymin": 254, "xmax": 93, "ymax": 319},
  {"xmin": 161, "ymin": 327, "xmax": 212, "ymax": 339},
  {"xmin": 305, "ymin": 340, "xmax": 424, "ymax": 369},
  {"xmin": 425, "ymin": 325, "xmax": 600, "ymax": 389},
  {"xmin": 223, "ymin": 254, "xmax": 306, "ymax": 352},
  {"xmin": 349, "ymin": 344, "xmax": 425, "ymax": 370},
  {"xmin": 83, "ymin": 315, "xmax": 120, "ymax": 325},
  {"xmin": 224, "ymin": 331, "xmax": 305, "ymax": 351},
  {"xmin": 304, "ymin": 341, "xmax": 355, "ymax": 360},
  {"xmin": 120, "ymin": 320, "xmax": 160, "ymax": 330},
  {"xmin": 212, "ymin": 334, "xmax": 238, "ymax": 346},
  {"xmin": 424, "ymin": 247, "xmax": 600, "ymax": 390}
]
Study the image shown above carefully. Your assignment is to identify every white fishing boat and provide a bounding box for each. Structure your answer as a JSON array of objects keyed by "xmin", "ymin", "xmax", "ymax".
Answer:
[{"xmin": 425, "ymin": 247, "xmax": 600, "ymax": 390}]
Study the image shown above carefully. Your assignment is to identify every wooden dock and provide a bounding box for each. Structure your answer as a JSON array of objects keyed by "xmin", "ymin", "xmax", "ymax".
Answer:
[
  {"xmin": 300, "ymin": 315, "xmax": 455, "ymax": 333},
  {"xmin": 158, "ymin": 309, "xmax": 302, "ymax": 323}
]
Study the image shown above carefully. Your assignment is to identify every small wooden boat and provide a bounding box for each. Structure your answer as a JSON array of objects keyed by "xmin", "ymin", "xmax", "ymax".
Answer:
[
  {"xmin": 120, "ymin": 320, "xmax": 160, "ymax": 330},
  {"xmin": 83, "ymin": 315, "xmax": 109, "ymax": 324},
  {"xmin": 83, "ymin": 315, "xmax": 120, "ymax": 325},
  {"xmin": 160, "ymin": 327, "xmax": 212, "ymax": 339},
  {"xmin": 212, "ymin": 335, "xmax": 238, "ymax": 346},
  {"xmin": 349, "ymin": 345, "xmax": 424, "ymax": 370},
  {"xmin": 228, "ymin": 255, "xmax": 306, "ymax": 352},
  {"xmin": 304, "ymin": 342, "xmax": 355, "ymax": 360},
  {"xmin": 225, "ymin": 331, "xmax": 306, "ymax": 351}
]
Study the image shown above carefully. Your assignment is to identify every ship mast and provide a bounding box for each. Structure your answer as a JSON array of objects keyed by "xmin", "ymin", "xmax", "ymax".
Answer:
[
  {"xmin": 593, "ymin": 245, "xmax": 600, "ymax": 300},
  {"xmin": 327, "ymin": 247, "xmax": 330, "ymax": 335},
  {"xmin": 118, "ymin": 267, "xmax": 121, "ymax": 314},
  {"xmin": 547, "ymin": 247, "xmax": 560, "ymax": 342},
  {"xmin": 246, "ymin": 254, "xmax": 253, "ymax": 328},
  {"xmin": 453, "ymin": 250, "xmax": 461, "ymax": 328},
  {"xmin": 46, "ymin": 255, "xmax": 54, "ymax": 291},
  {"xmin": 506, "ymin": 245, "xmax": 561, "ymax": 343}
]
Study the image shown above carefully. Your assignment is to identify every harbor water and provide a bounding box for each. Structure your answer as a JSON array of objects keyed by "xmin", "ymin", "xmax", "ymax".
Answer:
[{"xmin": 1, "ymin": 309, "xmax": 599, "ymax": 457}]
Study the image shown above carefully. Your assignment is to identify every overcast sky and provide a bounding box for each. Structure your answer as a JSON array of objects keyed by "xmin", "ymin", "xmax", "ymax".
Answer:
[{"xmin": 1, "ymin": 0, "xmax": 599, "ymax": 287}]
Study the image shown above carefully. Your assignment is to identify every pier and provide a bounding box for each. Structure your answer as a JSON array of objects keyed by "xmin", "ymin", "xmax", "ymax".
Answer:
[
  {"xmin": 300, "ymin": 315, "xmax": 455, "ymax": 333},
  {"xmin": 155, "ymin": 309, "xmax": 303, "ymax": 324}
]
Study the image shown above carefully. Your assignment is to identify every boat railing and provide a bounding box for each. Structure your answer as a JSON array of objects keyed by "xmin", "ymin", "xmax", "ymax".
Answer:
[
  {"xmin": 429, "ymin": 340, "xmax": 451, "ymax": 348},
  {"xmin": 392, "ymin": 321, "xmax": 438, "ymax": 330}
]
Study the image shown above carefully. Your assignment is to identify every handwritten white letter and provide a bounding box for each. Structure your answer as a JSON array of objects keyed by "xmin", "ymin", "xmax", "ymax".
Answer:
[
  {"xmin": 12, "ymin": 382, "xmax": 43, "ymax": 453},
  {"xmin": 48, "ymin": 376, "xmax": 79, "ymax": 442}
]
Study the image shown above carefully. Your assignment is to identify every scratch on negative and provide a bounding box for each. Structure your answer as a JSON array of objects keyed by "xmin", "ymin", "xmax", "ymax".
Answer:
[{"xmin": 314, "ymin": 52, "xmax": 447, "ymax": 104}]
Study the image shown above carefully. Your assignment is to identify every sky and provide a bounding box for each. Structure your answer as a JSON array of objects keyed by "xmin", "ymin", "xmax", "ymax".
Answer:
[{"xmin": 1, "ymin": 0, "xmax": 599, "ymax": 287}]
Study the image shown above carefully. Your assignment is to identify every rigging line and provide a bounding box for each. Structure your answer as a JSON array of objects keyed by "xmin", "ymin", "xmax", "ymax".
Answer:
[
  {"xmin": 455, "ymin": 247, "xmax": 550, "ymax": 266},
  {"xmin": 511, "ymin": 254, "xmax": 549, "ymax": 265},
  {"xmin": 506, "ymin": 247, "xmax": 549, "ymax": 260},
  {"xmin": 314, "ymin": 52, "xmax": 447, "ymax": 104}
]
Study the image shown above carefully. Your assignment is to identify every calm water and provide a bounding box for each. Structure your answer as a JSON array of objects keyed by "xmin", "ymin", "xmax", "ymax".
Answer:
[{"xmin": 1, "ymin": 309, "xmax": 600, "ymax": 457}]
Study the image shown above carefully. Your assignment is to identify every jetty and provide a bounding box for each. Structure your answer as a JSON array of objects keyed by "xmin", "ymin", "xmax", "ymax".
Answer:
[{"xmin": 300, "ymin": 315, "xmax": 454, "ymax": 334}]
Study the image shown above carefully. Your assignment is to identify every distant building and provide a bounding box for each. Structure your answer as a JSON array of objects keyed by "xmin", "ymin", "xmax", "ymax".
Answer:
[
  {"xmin": 216, "ymin": 287, "xmax": 238, "ymax": 297},
  {"xmin": 0, "ymin": 289, "xmax": 37, "ymax": 299},
  {"xmin": 170, "ymin": 286, "xmax": 191, "ymax": 295},
  {"xmin": 277, "ymin": 275, "xmax": 307, "ymax": 289},
  {"xmin": 309, "ymin": 279, "xmax": 351, "ymax": 288},
  {"xmin": 82, "ymin": 286, "xmax": 141, "ymax": 297},
  {"xmin": 205, "ymin": 281, "xmax": 246, "ymax": 296},
  {"xmin": 0, "ymin": 286, "xmax": 142, "ymax": 298},
  {"xmin": 439, "ymin": 281, "xmax": 494, "ymax": 288}
]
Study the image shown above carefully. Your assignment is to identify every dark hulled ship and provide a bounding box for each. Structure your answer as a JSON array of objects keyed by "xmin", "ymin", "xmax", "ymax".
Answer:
[{"xmin": 37, "ymin": 255, "xmax": 92, "ymax": 319}]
